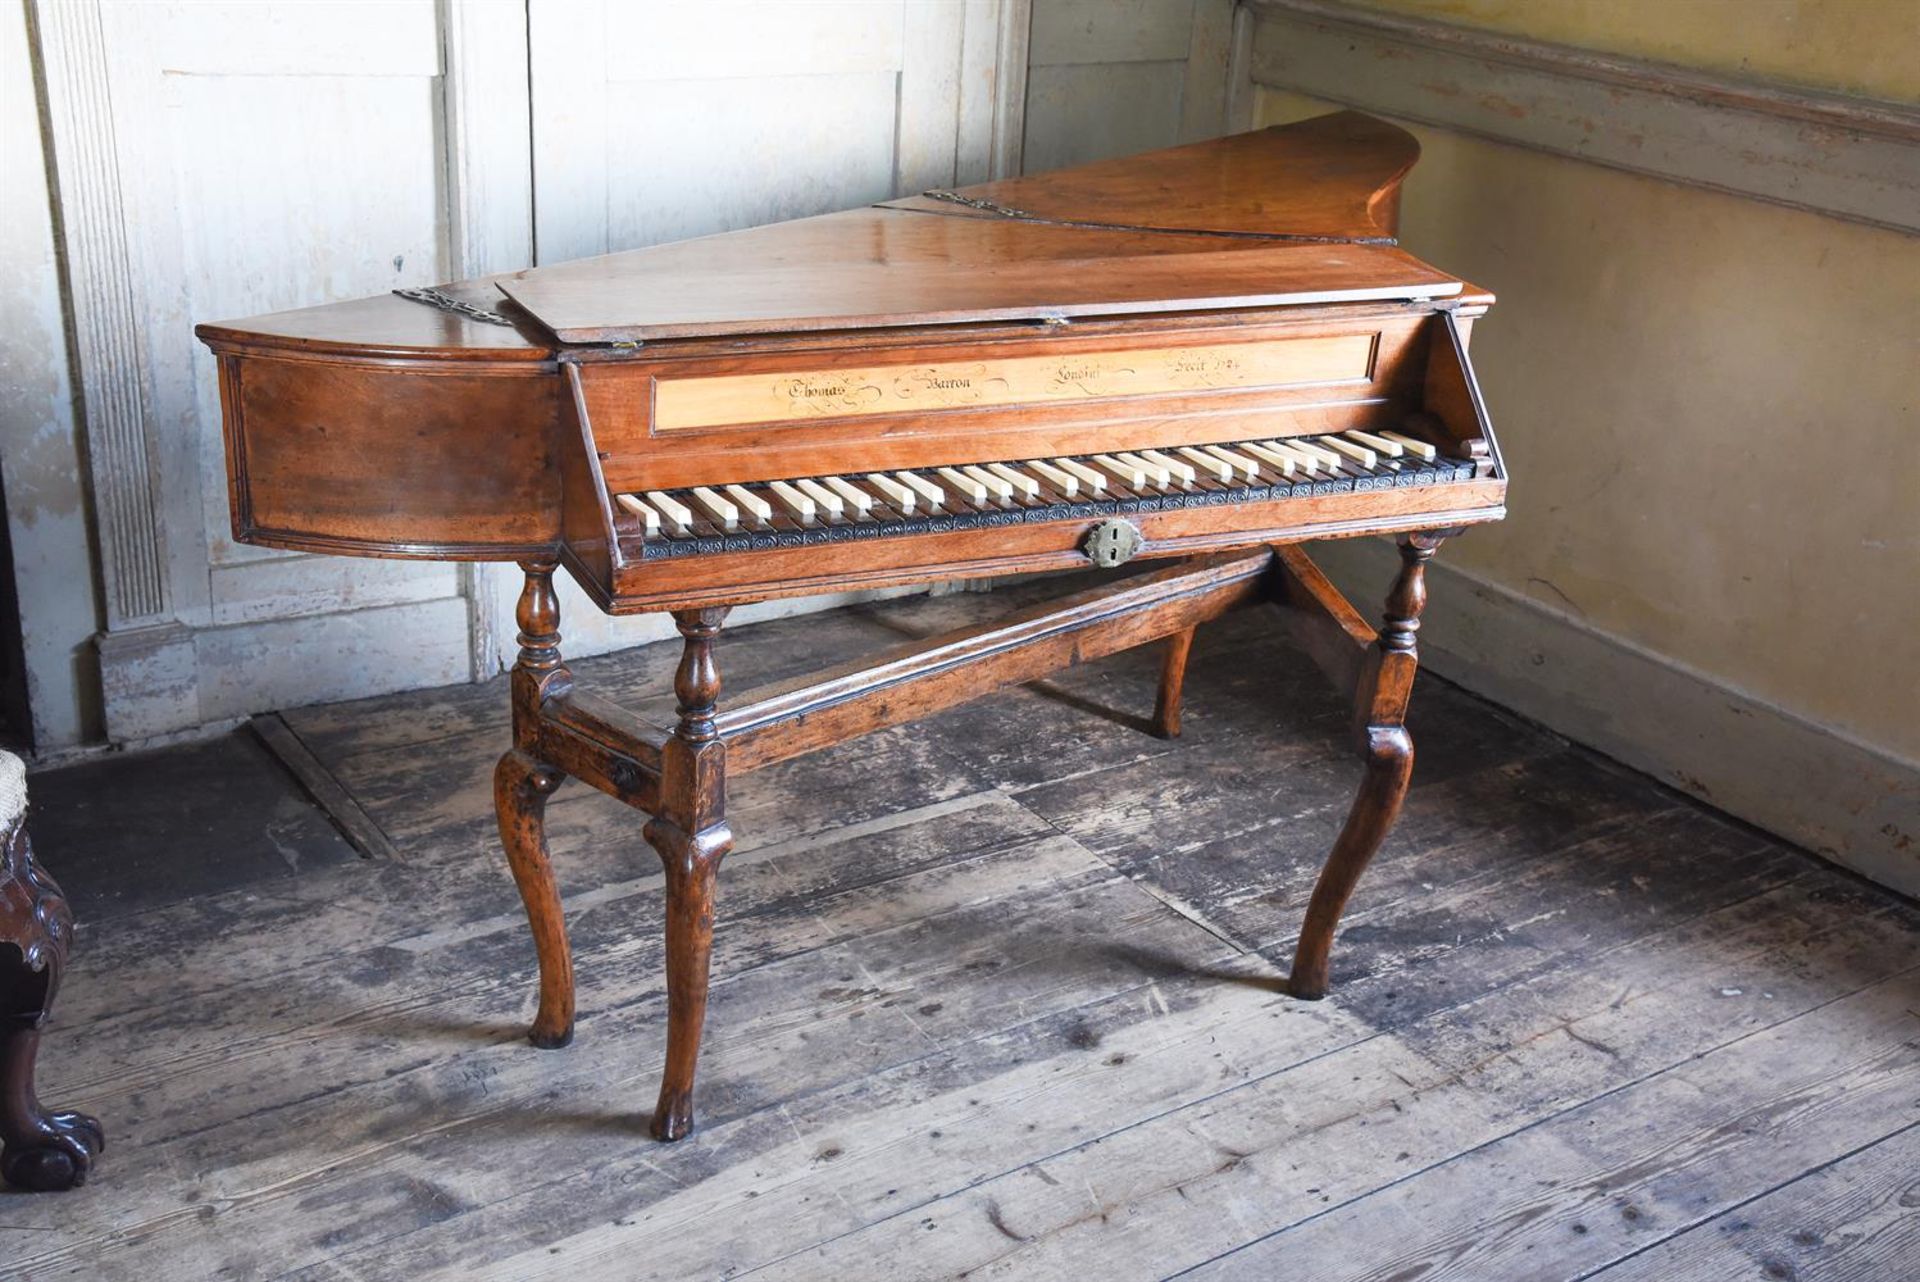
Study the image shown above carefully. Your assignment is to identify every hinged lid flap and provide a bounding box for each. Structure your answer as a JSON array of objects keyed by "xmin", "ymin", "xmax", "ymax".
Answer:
[{"xmin": 495, "ymin": 113, "xmax": 1460, "ymax": 345}]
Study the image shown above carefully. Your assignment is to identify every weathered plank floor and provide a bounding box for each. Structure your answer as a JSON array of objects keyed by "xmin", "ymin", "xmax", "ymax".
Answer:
[{"xmin": 5, "ymin": 579, "xmax": 1917, "ymax": 1281}]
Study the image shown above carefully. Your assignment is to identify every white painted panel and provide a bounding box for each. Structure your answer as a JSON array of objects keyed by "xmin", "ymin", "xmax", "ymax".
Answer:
[
  {"xmin": 1020, "ymin": 0, "xmax": 1237, "ymax": 170},
  {"xmin": 40, "ymin": 0, "xmax": 511, "ymax": 739},
  {"xmin": 444, "ymin": 0, "xmax": 536, "ymax": 279},
  {"xmin": 143, "ymin": 0, "xmax": 442, "ymax": 77},
  {"xmin": 194, "ymin": 597, "xmax": 473, "ymax": 723},
  {"xmin": 157, "ymin": 73, "xmax": 446, "ymax": 322},
  {"xmin": 896, "ymin": 0, "xmax": 967, "ymax": 192},
  {"xmin": 531, "ymin": 0, "xmax": 1010, "ymax": 263},
  {"xmin": 605, "ymin": 0, "xmax": 905, "ymax": 81},
  {"xmin": 512, "ymin": 0, "xmax": 1023, "ymax": 668},
  {"xmin": 1179, "ymin": 0, "xmax": 1235, "ymax": 141},
  {"xmin": 152, "ymin": 71, "xmax": 447, "ymax": 572},
  {"xmin": 1022, "ymin": 60, "xmax": 1186, "ymax": 170},
  {"xmin": 209, "ymin": 558, "xmax": 460, "ymax": 626},
  {"xmin": 958, "ymin": 0, "xmax": 1029, "ymax": 183},
  {"xmin": 531, "ymin": 0, "xmax": 926, "ymax": 262},
  {"xmin": 1030, "ymin": 0, "xmax": 1195, "ymax": 66},
  {"xmin": 529, "ymin": 0, "xmax": 612, "ymax": 264},
  {"xmin": 602, "ymin": 73, "xmax": 902, "ymax": 248}
]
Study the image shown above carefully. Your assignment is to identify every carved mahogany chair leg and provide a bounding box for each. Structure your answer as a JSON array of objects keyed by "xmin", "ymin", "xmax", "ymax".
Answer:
[
  {"xmin": 1288, "ymin": 534, "xmax": 1442, "ymax": 1000},
  {"xmin": 1, "ymin": 798, "xmax": 105, "ymax": 1191},
  {"xmin": 646, "ymin": 607, "xmax": 733, "ymax": 1142},
  {"xmin": 1152, "ymin": 624, "xmax": 1197, "ymax": 739},
  {"xmin": 498, "ymin": 561, "xmax": 577, "ymax": 1049}
]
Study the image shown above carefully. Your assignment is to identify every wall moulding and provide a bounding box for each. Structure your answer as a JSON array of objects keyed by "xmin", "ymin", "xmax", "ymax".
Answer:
[
  {"xmin": 1244, "ymin": 0, "xmax": 1920, "ymax": 234},
  {"xmin": 30, "ymin": 0, "xmax": 169, "ymax": 629}
]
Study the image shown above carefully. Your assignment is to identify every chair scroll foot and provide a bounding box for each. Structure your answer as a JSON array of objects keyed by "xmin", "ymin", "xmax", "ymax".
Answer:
[
  {"xmin": 1, "ymin": 1028, "xmax": 106, "ymax": 1192},
  {"xmin": 1, "ymin": 811, "xmax": 105, "ymax": 1191}
]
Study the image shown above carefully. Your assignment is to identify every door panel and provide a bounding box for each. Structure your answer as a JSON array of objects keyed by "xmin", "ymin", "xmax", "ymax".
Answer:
[
  {"xmin": 161, "ymin": 71, "xmax": 449, "ymax": 579},
  {"xmin": 531, "ymin": 0, "xmax": 987, "ymax": 263},
  {"xmin": 1022, "ymin": 0, "xmax": 1235, "ymax": 170},
  {"xmin": 602, "ymin": 73, "xmax": 904, "ymax": 248}
]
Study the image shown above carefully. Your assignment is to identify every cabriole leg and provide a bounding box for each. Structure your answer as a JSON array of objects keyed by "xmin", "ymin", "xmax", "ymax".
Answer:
[
  {"xmin": 497, "ymin": 560, "xmax": 577, "ymax": 1049},
  {"xmin": 496, "ymin": 750, "xmax": 572, "ymax": 1047},
  {"xmin": 647, "ymin": 607, "xmax": 733, "ymax": 1141},
  {"xmin": 1288, "ymin": 533, "xmax": 1442, "ymax": 999}
]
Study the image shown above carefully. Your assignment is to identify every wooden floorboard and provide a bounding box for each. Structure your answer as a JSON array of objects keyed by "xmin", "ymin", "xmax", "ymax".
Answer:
[
  {"xmin": 6, "ymin": 584, "xmax": 1916, "ymax": 1282},
  {"xmin": 1582, "ymin": 1122, "xmax": 1920, "ymax": 1282},
  {"xmin": 1173, "ymin": 973, "xmax": 1920, "ymax": 1282}
]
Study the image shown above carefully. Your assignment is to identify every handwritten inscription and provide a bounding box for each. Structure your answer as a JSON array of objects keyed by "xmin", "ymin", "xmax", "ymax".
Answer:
[
  {"xmin": 897, "ymin": 366, "xmax": 1011, "ymax": 404},
  {"xmin": 1169, "ymin": 351, "xmax": 1242, "ymax": 383},
  {"xmin": 773, "ymin": 376, "xmax": 885, "ymax": 414},
  {"xmin": 654, "ymin": 333, "xmax": 1375, "ymax": 431}
]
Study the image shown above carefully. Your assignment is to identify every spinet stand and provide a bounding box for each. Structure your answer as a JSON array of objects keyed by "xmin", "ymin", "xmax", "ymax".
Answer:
[{"xmin": 493, "ymin": 532, "xmax": 1449, "ymax": 1140}]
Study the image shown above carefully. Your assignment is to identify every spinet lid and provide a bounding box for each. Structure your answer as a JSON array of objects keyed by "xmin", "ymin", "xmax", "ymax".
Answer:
[
  {"xmin": 496, "ymin": 113, "xmax": 1461, "ymax": 345},
  {"xmin": 875, "ymin": 111, "xmax": 1419, "ymax": 241}
]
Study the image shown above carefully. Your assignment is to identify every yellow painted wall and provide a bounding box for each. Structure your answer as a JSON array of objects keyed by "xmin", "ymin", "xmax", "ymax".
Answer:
[
  {"xmin": 1352, "ymin": 0, "xmax": 1919, "ymax": 102},
  {"xmin": 1258, "ymin": 83, "xmax": 1920, "ymax": 760}
]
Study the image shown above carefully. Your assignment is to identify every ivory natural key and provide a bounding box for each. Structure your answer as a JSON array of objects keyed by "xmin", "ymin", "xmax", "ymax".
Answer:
[{"xmin": 197, "ymin": 111, "xmax": 1507, "ymax": 1144}]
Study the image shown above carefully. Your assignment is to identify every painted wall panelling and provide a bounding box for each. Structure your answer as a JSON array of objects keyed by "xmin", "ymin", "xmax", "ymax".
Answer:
[
  {"xmin": 1021, "ymin": 0, "xmax": 1237, "ymax": 171},
  {"xmin": 24, "ymin": 1, "xmax": 1037, "ymax": 738},
  {"xmin": 1328, "ymin": 0, "xmax": 1920, "ymax": 103},
  {"xmin": 1, "ymin": 2, "xmax": 100, "ymax": 750},
  {"xmin": 1244, "ymin": 0, "xmax": 1920, "ymax": 233},
  {"xmin": 32, "ymin": 0, "xmax": 524, "ymax": 741},
  {"xmin": 442, "ymin": 0, "xmax": 536, "ymax": 683}
]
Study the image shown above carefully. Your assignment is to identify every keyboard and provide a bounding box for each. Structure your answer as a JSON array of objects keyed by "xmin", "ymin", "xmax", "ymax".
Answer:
[{"xmin": 616, "ymin": 428, "xmax": 1482, "ymax": 559}]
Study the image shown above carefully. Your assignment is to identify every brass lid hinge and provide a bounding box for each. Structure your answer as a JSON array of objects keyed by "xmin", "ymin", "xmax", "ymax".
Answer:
[
  {"xmin": 921, "ymin": 189, "xmax": 1035, "ymax": 220},
  {"xmin": 391, "ymin": 287, "xmax": 516, "ymax": 327}
]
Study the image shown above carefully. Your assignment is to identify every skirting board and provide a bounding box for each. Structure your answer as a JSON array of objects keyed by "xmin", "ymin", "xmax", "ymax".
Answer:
[{"xmin": 1304, "ymin": 538, "xmax": 1920, "ymax": 899}]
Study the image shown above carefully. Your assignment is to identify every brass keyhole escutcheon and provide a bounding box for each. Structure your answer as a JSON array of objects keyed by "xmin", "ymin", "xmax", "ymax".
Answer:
[{"xmin": 1082, "ymin": 518, "xmax": 1144, "ymax": 568}]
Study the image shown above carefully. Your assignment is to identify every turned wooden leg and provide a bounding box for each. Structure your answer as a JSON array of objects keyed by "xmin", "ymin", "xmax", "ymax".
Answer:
[
  {"xmin": 1152, "ymin": 625, "xmax": 1196, "ymax": 739},
  {"xmin": 498, "ymin": 561, "xmax": 577, "ymax": 1049},
  {"xmin": 1288, "ymin": 534, "xmax": 1441, "ymax": 1000},
  {"xmin": 1, "ymin": 817, "xmax": 105, "ymax": 1191},
  {"xmin": 646, "ymin": 607, "xmax": 732, "ymax": 1141}
]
